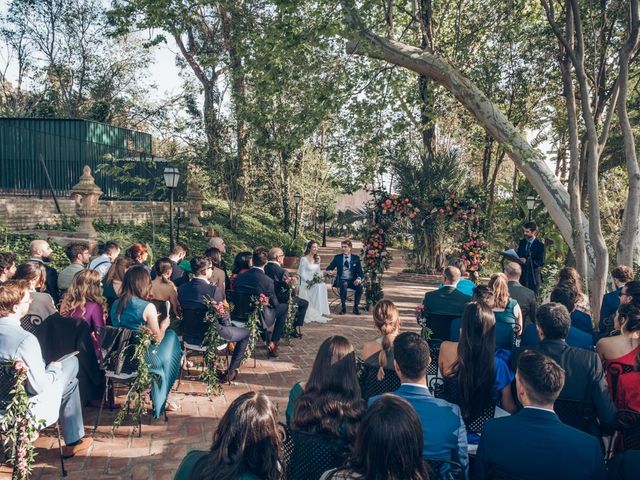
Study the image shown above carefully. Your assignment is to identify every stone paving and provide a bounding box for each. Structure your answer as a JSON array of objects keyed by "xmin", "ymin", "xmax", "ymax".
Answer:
[{"xmin": 25, "ymin": 238, "xmax": 436, "ymax": 480}]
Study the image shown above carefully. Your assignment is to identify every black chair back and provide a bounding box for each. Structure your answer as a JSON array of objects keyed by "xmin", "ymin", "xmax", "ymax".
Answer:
[
  {"xmin": 229, "ymin": 291, "xmax": 254, "ymax": 324},
  {"xmin": 427, "ymin": 339, "xmax": 442, "ymax": 378},
  {"xmin": 359, "ymin": 361, "xmax": 401, "ymax": 401},
  {"xmin": 0, "ymin": 364, "xmax": 16, "ymax": 411},
  {"xmin": 495, "ymin": 322, "xmax": 521, "ymax": 350},
  {"xmin": 97, "ymin": 326, "xmax": 140, "ymax": 375},
  {"xmin": 181, "ymin": 306, "xmax": 209, "ymax": 342},
  {"xmin": 424, "ymin": 458, "xmax": 464, "ymax": 480},
  {"xmin": 151, "ymin": 300, "xmax": 170, "ymax": 322},
  {"xmin": 617, "ymin": 409, "xmax": 640, "ymax": 451},
  {"xmin": 606, "ymin": 361, "xmax": 635, "ymax": 403},
  {"xmin": 553, "ymin": 398, "xmax": 599, "ymax": 436},
  {"xmin": 283, "ymin": 426, "xmax": 348, "ymax": 480},
  {"xmin": 20, "ymin": 314, "xmax": 44, "ymax": 335},
  {"xmin": 440, "ymin": 376, "xmax": 496, "ymax": 434}
]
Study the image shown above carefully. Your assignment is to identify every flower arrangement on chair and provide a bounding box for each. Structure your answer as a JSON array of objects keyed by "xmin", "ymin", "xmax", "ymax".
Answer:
[
  {"xmin": 200, "ymin": 300, "xmax": 232, "ymax": 398},
  {"xmin": 282, "ymin": 276, "xmax": 299, "ymax": 345},
  {"xmin": 112, "ymin": 327, "xmax": 158, "ymax": 435},
  {"xmin": 244, "ymin": 294, "xmax": 270, "ymax": 361},
  {"xmin": 0, "ymin": 360, "xmax": 43, "ymax": 480},
  {"xmin": 415, "ymin": 304, "xmax": 433, "ymax": 342}
]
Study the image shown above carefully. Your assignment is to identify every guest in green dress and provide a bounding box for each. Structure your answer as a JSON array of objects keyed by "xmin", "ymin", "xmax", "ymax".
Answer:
[{"xmin": 173, "ymin": 391, "xmax": 283, "ymax": 480}]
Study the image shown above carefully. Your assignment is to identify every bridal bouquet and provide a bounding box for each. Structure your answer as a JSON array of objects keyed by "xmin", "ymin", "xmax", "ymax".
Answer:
[{"xmin": 306, "ymin": 272, "xmax": 325, "ymax": 289}]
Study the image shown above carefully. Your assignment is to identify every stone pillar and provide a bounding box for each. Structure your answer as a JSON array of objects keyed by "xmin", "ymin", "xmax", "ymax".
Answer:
[
  {"xmin": 187, "ymin": 184, "xmax": 204, "ymax": 226},
  {"xmin": 71, "ymin": 166, "xmax": 103, "ymax": 238}
]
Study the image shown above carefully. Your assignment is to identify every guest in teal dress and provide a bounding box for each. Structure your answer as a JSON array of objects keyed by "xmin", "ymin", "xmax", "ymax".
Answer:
[
  {"xmin": 110, "ymin": 265, "xmax": 182, "ymax": 416},
  {"xmin": 173, "ymin": 391, "xmax": 283, "ymax": 480}
]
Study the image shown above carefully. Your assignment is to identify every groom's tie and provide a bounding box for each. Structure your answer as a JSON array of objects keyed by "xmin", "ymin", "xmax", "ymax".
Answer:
[{"xmin": 344, "ymin": 259, "xmax": 349, "ymax": 269}]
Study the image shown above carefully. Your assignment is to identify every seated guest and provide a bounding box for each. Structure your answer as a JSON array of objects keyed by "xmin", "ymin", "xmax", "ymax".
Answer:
[
  {"xmin": 320, "ymin": 395, "xmax": 429, "ymax": 480},
  {"xmin": 234, "ymin": 247, "xmax": 288, "ymax": 358},
  {"xmin": 207, "ymin": 236, "xmax": 230, "ymax": 289},
  {"xmin": 370, "ymin": 332, "xmax": 469, "ymax": 476},
  {"xmin": 360, "ymin": 300, "xmax": 401, "ymax": 400},
  {"xmin": 229, "ymin": 251, "xmax": 252, "ymax": 290},
  {"xmin": 440, "ymin": 303, "xmax": 517, "ymax": 433},
  {"xmin": 0, "ymin": 252, "xmax": 17, "ymax": 284},
  {"xmin": 29, "ymin": 239, "xmax": 59, "ymax": 303},
  {"xmin": 557, "ymin": 267, "xmax": 591, "ymax": 315},
  {"xmin": 521, "ymin": 286, "xmax": 594, "ymax": 350},
  {"xmin": 165, "ymin": 243, "xmax": 189, "ymax": 287},
  {"xmin": 125, "ymin": 243, "xmax": 150, "ymax": 269},
  {"xmin": 600, "ymin": 265, "xmax": 635, "ymax": 339},
  {"xmin": 597, "ymin": 303, "xmax": 640, "ymax": 412},
  {"xmin": 204, "ymin": 247, "xmax": 227, "ymax": 296},
  {"xmin": 57, "ymin": 242, "xmax": 91, "ymax": 293},
  {"xmin": 420, "ymin": 266, "xmax": 471, "ymax": 340},
  {"xmin": 288, "ymin": 336, "xmax": 364, "ymax": 450},
  {"xmin": 14, "ymin": 261, "xmax": 57, "ymax": 321},
  {"xmin": 475, "ymin": 350, "xmax": 606, "ymax": 480},
  {"xmin": 512, "ymin": 303, "xmax": 616, "ymax": 436},
  {"xmin": 439, "ymin": 258, "xmax": 475, "ymax": 297},
  {"xmin": 111, "ymin": 266, "xmax": 182, "ymax": 414},
  {"xmin": 151, "ymin": 258, "xmax": 180, "ymax": 318},
  {"xmin": 103, "ymin": 256, "xmax": 133, "ymax": 310},
  {"xmin": 88, "ymin": 241, "xmax": 120, "ymax": 280},
  {"xmin": 504, "ymin": 262, "xmax": 537, "ymax": 328},
  {"xmin": 264, "ymin": 247, "xmax": 308, "ymax": 338},
  {"xmin": 550, "ymin": 279, "xmax": 593, "ymax": 334},
  {"xmin": 173, "ymin": 391, "xmax": 282, "ymax": 480},
  {"xmin": 59, "ymin": 269, "xmax": 107, "ymax": 357},
  {"xmin": 488, "ymin": 273, "xmax": 523, "ymax": 333},
  {"xmin": 178, "ymin": 256, "xmax": 248, "ymax": 383},
  {"xmin": 0, "ymin": 280, "xmax": 93, "ymax": 457}
]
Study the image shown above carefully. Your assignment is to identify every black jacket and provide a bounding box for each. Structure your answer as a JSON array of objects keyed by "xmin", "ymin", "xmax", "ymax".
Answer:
[
  {"xmin": 508, "ymin": 280, "xmax": 537, "ymax": 327},
  {"xmin": 233, "ymin": 267, "xmax": 279, "ymax": 307},
  {"xmin": 516, "ymin": 238, "xmax": 545, "ymax": 291},
  {"xmin": 264, "ymin": 261, "xmax": 291, "ymax": 304}
]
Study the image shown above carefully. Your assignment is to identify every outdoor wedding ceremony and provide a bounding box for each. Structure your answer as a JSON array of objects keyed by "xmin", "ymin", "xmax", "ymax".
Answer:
[{"xmin": 0, "ymin": 0, "xmax": 639, "ymax": 479}]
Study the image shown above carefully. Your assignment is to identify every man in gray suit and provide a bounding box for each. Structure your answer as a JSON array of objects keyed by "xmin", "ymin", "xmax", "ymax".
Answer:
[
  {"xmin": 504, "ymin": 262, "xmax": 537, "ymax": 329},
  {"xmin": 0, "ymin": 280, "xmax": 93, "ymax": 458}
]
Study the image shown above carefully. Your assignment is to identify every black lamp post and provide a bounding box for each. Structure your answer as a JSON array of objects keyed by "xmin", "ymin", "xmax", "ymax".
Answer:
[
  {"xmin": 176, "ymin": 206, "xmax": 183, "ymax": 244},
  {"xmin": 293, "ymin": 193, "xmax": 302, "ymax": 239},
  {"xmin": 163, "ymin": 167, "xmax": 181, "ymax": 251},
  {"xmin": 525, "ymin": 195, "xmax": 536, "ymax": 221},
  {"xmin": 322, "ymin": 202, "xmax": 328, "ymax": 247}
]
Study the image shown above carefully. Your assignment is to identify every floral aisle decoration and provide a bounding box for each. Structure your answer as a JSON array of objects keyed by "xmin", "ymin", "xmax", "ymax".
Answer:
[
  {"xmin": 244, "ymin": 294, "xmax": 270, "ymax": 361},
  {"xmin": 200, "ymin": 300, "xmax": 232, "ymax": 397},
  {"xmin": 0, "ymin": 360, "xmax": 43, "ymax": 480},
  {"xmin": 112, "ymin": 327, "xmax": 158, "ymax": 435},
  {"xmin": 362, "ymin": 193, "xmax": 420, "ymax": 308},
  {"xmin": 414, "ymin": 305, "xmax": 433, "ymax": 342},
  {"xmin": 282, "ymin": 276, "xmax": 299, "ymax": 345}
]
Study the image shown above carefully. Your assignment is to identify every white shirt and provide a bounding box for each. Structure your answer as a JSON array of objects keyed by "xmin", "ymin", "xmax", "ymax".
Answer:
[{"xmin": 89, "ymin": 254, "xmax": 112, "ymax": 279}]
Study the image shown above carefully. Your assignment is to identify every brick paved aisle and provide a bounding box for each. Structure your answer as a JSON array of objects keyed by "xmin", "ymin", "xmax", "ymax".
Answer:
[{"xmin": 27, "ymin": 238, "xmax": 437, "ymax": 480}]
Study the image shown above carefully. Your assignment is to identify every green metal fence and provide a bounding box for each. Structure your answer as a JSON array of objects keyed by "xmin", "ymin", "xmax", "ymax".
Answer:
[{"xmin": 0, "ymin": 118, "xmax": 180, "ymax": 200}]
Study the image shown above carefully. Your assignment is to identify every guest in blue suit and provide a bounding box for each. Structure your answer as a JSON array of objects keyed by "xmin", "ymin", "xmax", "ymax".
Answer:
[
  {"xmin": 475, "ymin": 350, "xmax": 606, "ymax": 480},
  {"xmin": 520, "ymin": 286, "xmax": 594, "ymax": 351},
  {"xmin": 0, "ymin": 280, "xmax": 93, "ymax": 458},
  {"xmin": 437, "ymin": 259, "xmax": 476, "ymax": 297},
  {"xmin": 325, "ymin": 239, "xmax": 364, "ymax": 314},
  {"xmin": 369, "ymin": 332, "xmax": 469, "ymax": 478},
  {"xmin": 599, "ymin": 266, "xmax": 635, "ymax": 339}
]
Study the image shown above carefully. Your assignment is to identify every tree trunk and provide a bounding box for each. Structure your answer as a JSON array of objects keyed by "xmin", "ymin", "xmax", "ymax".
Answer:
[
  {"xmin": 487, "ymin": 148, "xmax": 506, "ymax": 228},
  {"xmin": 615, "ymin": 0, "xmax": 640, "ymax": 267},
  {"xmin": 482, "ymin": 135, "xmax": 494, "ymax": 188},
  {"xmin": 341, "ymin": 7, "xmax": 596, "ymax": 277}
]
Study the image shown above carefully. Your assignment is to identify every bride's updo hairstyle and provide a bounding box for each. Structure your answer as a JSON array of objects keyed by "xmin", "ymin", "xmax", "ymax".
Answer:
[
  {"xmin": 372, "ymin": 300, "xmax": 400, "ymax": 381},
  {"xmin": 304, "ymin": 240, "xmax": 320, "ymax": 264}
]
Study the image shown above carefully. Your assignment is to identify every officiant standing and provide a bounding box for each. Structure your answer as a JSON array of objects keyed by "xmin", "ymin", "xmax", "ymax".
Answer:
[{"xmin": 516, "ymin": 221, "xmax": 545, "ymax": 295}]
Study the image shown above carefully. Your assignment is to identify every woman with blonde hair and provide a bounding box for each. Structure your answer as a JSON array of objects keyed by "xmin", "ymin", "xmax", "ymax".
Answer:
[
  {"xmin": 362, "ymin": 300, "xmax": 401, "ymax": 379},
  {"xmin": 59, "ymin": 269, "xmax": 107, "ymax": 356},
  {"xmin": 488, "ymin": 273, "xmax": 523, "ymax": 332}
]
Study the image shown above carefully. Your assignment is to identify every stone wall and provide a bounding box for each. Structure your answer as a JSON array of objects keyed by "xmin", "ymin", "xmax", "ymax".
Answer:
[{"xmin": 0, "ymin": 196, "xmax": 187, "ymax": 231}]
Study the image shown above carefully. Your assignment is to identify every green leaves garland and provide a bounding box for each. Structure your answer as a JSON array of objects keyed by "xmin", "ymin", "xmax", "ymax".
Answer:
[
  {"xmin": 0, "ymin": 360, "xmax": 43, "ymax": 480},
  {"xmin": 283, "ymin": 278, "xmax": 299, "ymax": 345},
  {"xmin": 415, "ymin": 305, "xmax": 433, "ymax": 341},
  {"xmin": 200, "ymin": 301, "xmax": 231, "ymax": 398},
  {"xmin": 112, "ymin": 328, "xmax": 158, "ymax": 435},
  {"xmin": 244, "ymin": 294, "xmax": 269, "ymax": 361}
]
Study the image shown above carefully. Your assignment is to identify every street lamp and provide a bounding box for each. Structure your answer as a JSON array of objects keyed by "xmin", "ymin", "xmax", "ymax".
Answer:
[
  {"xmin": 293, "ymin": 193, "xmax": 302, "ymax": 239},
  {"xmin": 163, "ymin": 167, "xmax": 181, "ymax": 251},
  {"xmin": 175, "ymin": 206, "xmax": 184, "ymax": 244},
  {"xmin": 525, "ymin": 195, "xmax": 537, "ymax": 221},
  {"xmin": 322, "ymin": 202, "xmax": 328, "ymax": 247}
]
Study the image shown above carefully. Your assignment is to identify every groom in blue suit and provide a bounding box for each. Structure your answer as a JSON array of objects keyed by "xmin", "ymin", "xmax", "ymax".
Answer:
[{"xmin": 325, "ymin": 239, "xmax": 364, "ymax": 314}]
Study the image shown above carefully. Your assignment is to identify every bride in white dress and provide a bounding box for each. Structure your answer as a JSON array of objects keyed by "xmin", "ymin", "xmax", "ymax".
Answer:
[{"xmin": 297, "ymin": 240, "xmax": 331, "ymax": 322}]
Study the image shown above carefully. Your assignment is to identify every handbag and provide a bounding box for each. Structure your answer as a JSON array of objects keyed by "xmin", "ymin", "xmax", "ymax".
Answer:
[{"xmin": 97, "ymin": 326, "xmax": 139, "ymax": 375}]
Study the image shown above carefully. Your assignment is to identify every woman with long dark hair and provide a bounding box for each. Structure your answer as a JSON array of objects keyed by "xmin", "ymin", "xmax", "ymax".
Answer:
[
  {"xmin": 174, "ymin": 391, "xmax": 283, "ymax": 480},
  {"xmin": 321, "ymin": 395, "xmax": 429, "ymax": 480},
  {"xmin": 286, "ymin": 336, "xmax": 365, "ymax": 445},
  {"xmin": 439, "ymin": 302, "xmax": 516, "ymax": 424},
  {"xmin": 229, "ymin": 251, "xmax": 252, "ymax": 290},
  {"xmin": 150, "ymin": 257, "xmax": 180, "ymax": 317},
  {"xmin": 296, "ymin": 240, "xmax": 330, "ymax": 323},
  {"xmin": 111, "ymin": 265, "xmax": 182, "ymax": 414},
  {"xmin": 557, "ymin": 267, "xmax": 591, "ymax": 315}
]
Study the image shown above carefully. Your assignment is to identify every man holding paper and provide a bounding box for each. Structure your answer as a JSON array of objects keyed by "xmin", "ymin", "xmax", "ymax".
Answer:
[{"xmin": 515, "ymin": 222, "xmax": 545, "ymax": 294}]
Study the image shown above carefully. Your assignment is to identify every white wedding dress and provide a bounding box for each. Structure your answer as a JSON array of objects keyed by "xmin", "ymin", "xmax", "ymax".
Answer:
[{"xmin": 297, "ymin": 256, "xmax": 331, "ymax": 323}]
